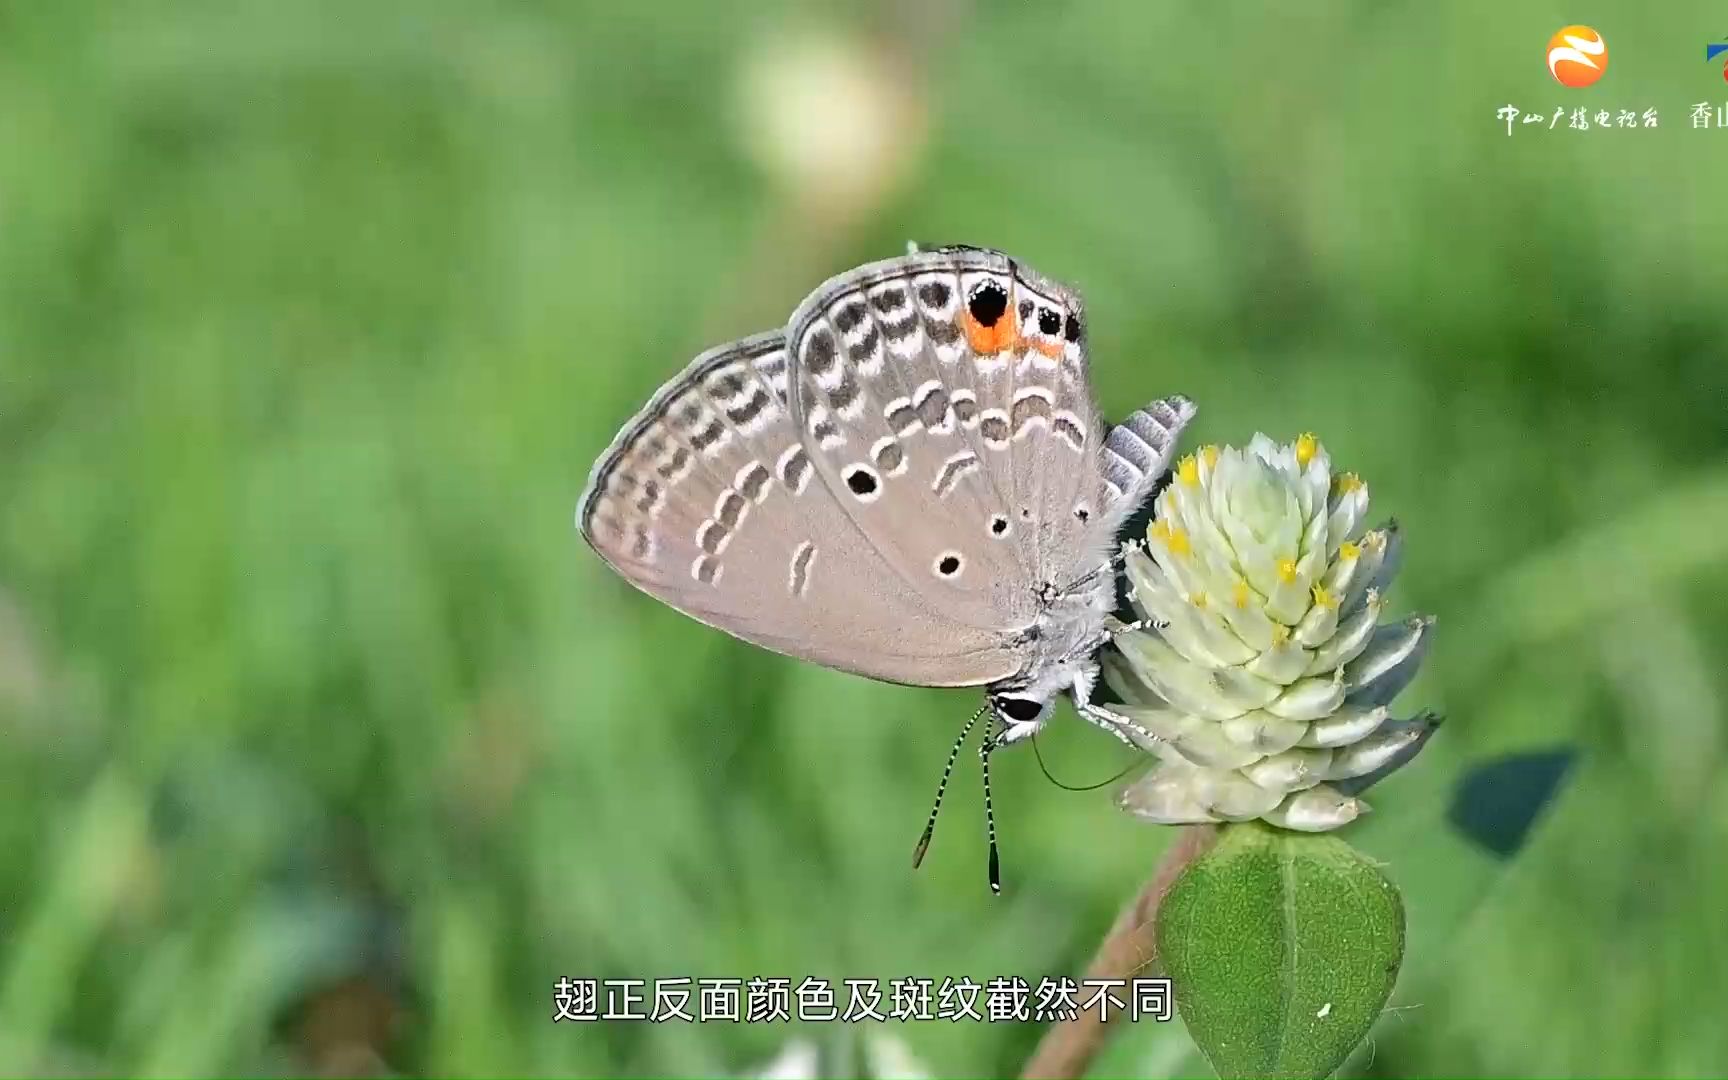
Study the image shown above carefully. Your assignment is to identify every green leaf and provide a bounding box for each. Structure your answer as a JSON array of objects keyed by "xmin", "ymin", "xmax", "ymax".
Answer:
[{"xmin": 1156, "ymin": 821, "xmax": 1404, "ymax": 1079}]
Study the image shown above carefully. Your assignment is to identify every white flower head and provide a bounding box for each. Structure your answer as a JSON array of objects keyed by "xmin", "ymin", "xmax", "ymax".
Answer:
[{"xmin": 1109, "ymin": 434, "xmax": 1438, "ymax": 831}]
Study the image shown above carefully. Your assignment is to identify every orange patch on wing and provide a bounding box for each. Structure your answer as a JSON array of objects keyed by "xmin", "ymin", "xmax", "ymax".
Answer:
[
  {"xmin": 963, "ymin": 306, "xmax": 1020, "ymax": 355},
  {"xmin": 1030, "ymin": 337, "xmax": 1065, "ymax": 360}
]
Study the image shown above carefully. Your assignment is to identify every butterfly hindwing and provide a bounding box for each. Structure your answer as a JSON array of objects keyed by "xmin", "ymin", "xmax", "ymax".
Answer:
[
  {"xmin": 784, "ymin": 250, "xmax": 1044, "ymax": 633},
  {"xmin": 787, "ymin": 248, "xmax": 1123, "ymax": 615}
]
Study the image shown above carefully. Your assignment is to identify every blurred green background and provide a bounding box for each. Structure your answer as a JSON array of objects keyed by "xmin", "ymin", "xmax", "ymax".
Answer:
[{"xmin": 3, "ymin": 2, "xmax": 1728, "ymax": 1076}]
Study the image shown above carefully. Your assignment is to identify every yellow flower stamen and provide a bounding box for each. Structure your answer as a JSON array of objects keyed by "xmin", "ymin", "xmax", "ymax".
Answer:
[
  {"xmin": 1277, "ymin": 558, "xmax": 1297, "ymax": 584},
  {"xmin": 1295, "ymin": 432, "xmax": 1319, "ymax": 467},
  {"xmin": 1167, "ymin": 526, "xmax": 1191, "ymax": 556},
  {"xmin": 1202, "ymin": 444, "xmax": 1220, "ymax": 469},
  {"xmin": 1339, "ymin": 541, "xmax": 1361, "ymax": 560},
  {"xmin": 1232, "ymin": 580, "xmax": 1251, "ymax": 609},
  {"xmin": 1335, "ymin": 472, "xmax": 1364, "ymax": 494},
  {"xmin": 1189, "ymin": 591, "xmax": 1208, "ymax": 610},
  {"xmin": 1150, "ymin": 521, "xmax": 1171, "ymax": 544},
  {"xmin": 1312, "ymin": 583, "xmax": 1337, "ymax": 610},
  {"xmin": 1271, "ymin": 623, "xmax": 1291, "ymax": 646},
  {"xmin": 1177, "ymin": 454, "xmax": 1199, "ymax": 487}
]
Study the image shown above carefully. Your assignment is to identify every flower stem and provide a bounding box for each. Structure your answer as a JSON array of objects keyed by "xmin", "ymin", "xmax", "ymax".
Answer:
[{"xmin": 1019, "ymin": 824, "xmax": 1218, "ymax": 1080}]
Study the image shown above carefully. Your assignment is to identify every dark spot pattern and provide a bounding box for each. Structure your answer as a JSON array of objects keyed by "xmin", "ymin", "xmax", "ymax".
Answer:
[
  {"xmin": 881, "ymin": 314, "xmax": 919, "ymax": 343},
  {"xmin": 980, "ymin": 414, "xmax": 1010, "ymax": 444},
  {"xmin": 917, "ymin": 280, "xmax": 951, "ymax": 309},
  {"xmin": 873, "ymin": 441, "xmax": 904, "ymax": 473},
  {"xmin": 657, "ymin": 446, "xmax": 691, "ymax": 479},
  {"xmin": 1053, "ymin": 415, "xmax": 1087, "ymax": 451},
  {"xmin": 915, "ymin": 387, "xmax": 952, "ymax": 429},
  {"xmin": 933, "ymin": 453, "xmax": 978, "ymax": 497},
  {"xmin": 1064, "ymin": 314, "xmax": 1083, "ymax": 342},
  {"xmin": 716, "ymin": 492, "xmax": 746, "ymax": 528},
  {"xmin": 690, "ymin": 419, "xmax": 725, "ymax": 452},
  {"xmin": 803, "ymin": 327, "xmax": 839, "ymax": 376},
  {"xmin": 725, "ymin": 387, "xmax": 770, "ymax": 426},
  {"xmin": 924, "ymin": 314, "xmax": 961, "ymax": 346},
  {"xmin": 790, "ymin": 543, "xmax": 816, "ymax": 595},
  {"xmin": 780, "ymin": 447, "xmax": 812, "ymax": 490},
  {"xmin": 832, "ymin": 301, "xmax": 867, "ymax": 334},
  {"xmin": 845, "ymin": 467, "xmax": 879, "ymax": 497},
  {"xmin": 871, "ymin": 285, "xmax": 909, "ymax": 314},
  {"xmin": 738, "ymin": 463, "xmax": 771, "ymax": 502},
  {"xmin": 968, "ymin": 282, "xmax": 1008, "ymax": 327},
  {"xmin": 1038, "ymin": 308, "xmax": 1062, "ymax": 335},
  {"xmin": 829, "ymin": 374, "xmax": 861, "ymax": 412},
  {"xmin": 1010, "ymin": 393, "xmax": 1052, "ymax": 431},
  {"xmin": 937, "ymin": 554, "xmax": 961, "ymax": 576},
  {"xmin": 846, "ymin": 325, "xmax": 881, "ymax": 363}
]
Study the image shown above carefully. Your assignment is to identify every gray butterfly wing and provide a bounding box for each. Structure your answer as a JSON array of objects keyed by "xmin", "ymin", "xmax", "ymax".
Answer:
[
  {"xmin": 784, "ymin": 247, "xmax": 1178, "ymax": 622},
  {"xmin": 578, "ymin": 331, "xmax": 1017, "ymax": 688},
  {"xmin": 783, "ymin": 248, "xmax": 1052, "ymax": 633}
]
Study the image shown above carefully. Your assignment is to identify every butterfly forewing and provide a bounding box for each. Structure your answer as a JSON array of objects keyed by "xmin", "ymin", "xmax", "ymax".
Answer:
[{"xmin": 579, "ymin": 332, "xmax": 1017, "ymax": 687}]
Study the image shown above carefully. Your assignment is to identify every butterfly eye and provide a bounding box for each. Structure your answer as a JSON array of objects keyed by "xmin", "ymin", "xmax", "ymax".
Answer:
[{"xmin": 997, "ymin": 697, "xmax": 1045, "ymax": 723}]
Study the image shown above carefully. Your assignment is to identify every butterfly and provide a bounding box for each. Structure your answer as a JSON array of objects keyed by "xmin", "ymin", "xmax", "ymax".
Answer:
[{"xmin": 578, "ymin": 245, "xmax": 1194, "ymax": 889}]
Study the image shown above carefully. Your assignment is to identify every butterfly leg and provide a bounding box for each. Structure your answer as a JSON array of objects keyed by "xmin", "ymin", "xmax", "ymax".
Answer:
[
  {"xmin": 1064, "ymin": 662, "xmax": 1151, "ymax": 750},
  {"xmin": 1072, "ymin": 699, "xmax": 1147, "ymax": 749}
]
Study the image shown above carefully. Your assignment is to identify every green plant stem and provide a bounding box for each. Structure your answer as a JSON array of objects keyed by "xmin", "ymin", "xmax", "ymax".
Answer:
[{"xmin": 1020, "ymin": 824, "xmax": 1219, "ymax": 1080}]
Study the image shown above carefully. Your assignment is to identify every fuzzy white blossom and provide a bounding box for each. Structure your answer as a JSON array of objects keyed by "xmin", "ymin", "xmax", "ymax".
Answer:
[{"xmin": 1107, "ymin": 434, "xmax": 1437, "ymax": 831}]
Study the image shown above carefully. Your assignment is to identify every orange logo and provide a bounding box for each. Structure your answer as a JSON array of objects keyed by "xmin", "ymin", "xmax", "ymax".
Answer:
[{"xmin": 1548, "ymin": 25, "xmax": 1608, "ymax": 87}]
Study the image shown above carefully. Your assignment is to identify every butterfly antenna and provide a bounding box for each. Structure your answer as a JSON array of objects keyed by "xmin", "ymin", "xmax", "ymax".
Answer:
[
  {"xmin": 980, "ymin": 735, "xmax": 1002, "ymax": 895},
  {"xmin": 912, "ymin": 704, "xmax": 988, "ymax": 872},
  {"xmin": 1030, "ymin": 730, "xmax": 1140, "ymax": 791}
]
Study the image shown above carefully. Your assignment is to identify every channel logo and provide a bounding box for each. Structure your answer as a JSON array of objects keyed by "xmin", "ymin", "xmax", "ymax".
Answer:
[
  {"xmin": 1709, "ymin": 38, "xmax": 1728, "ymax": 81},
  {"xmin": 1547, "ymin": 25, "xmax": 1608, "ymax": 88}
]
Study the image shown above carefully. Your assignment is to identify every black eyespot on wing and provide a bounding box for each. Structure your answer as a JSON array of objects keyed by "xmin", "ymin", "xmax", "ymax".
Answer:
[
  {"xmin": 1063, "ymin": 313, "xmax": 1083, "ymax": 343},
  {"xmin": 998, "ymin": 697, "xmax": 1043, "ymax": 723},
  {"xmin": 968, "ymin": 282, "xmax": 1008, "ymax": 327},
  {"xmin": 917, "ymin": 279, "xmax": 951, "ymax": 310},
  {"xmin": 846, "ymin": 469, "xmax": 878, "ymax": 496},
  {"xmin": 1038, "ymin": 308, "xmax": 1062, "ymax": 336},
  {"xmin": 1017, "ymin": 299, "xmax": 1034, "ymax": 322},
  {"xmin": 937, "ymin": 554, "xmax": 960, "ymax": 576},
  {"xmin": 990, "ymin": 515, "xmax": 1009, "ymax": 536}
]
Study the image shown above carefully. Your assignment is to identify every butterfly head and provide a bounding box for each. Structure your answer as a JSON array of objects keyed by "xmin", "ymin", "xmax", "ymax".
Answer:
[
  {"xmin": 987, "ymin": 690, "xmax": 1054, "ymax": 745},
  {"xmin": 986, "ymin": 650, "xmax": 1098, "ymax": 747}
]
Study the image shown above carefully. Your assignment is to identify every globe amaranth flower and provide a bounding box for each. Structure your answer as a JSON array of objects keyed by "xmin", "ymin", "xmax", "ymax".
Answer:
[{"xmin": 1106, "ymin": 434, "xmax": 1438, "ymax": 831}]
